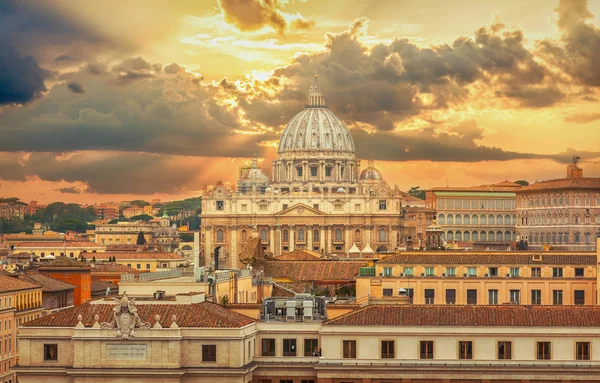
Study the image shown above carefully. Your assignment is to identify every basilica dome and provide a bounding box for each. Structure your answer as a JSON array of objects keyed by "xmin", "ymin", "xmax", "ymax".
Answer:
[
  {"xmin": 277, "ymin": 75, "xmax": 355, "ymax": 156},
  {"xmin": 360, "ymin": 159, "xmax": 383, "ymax": 181}
]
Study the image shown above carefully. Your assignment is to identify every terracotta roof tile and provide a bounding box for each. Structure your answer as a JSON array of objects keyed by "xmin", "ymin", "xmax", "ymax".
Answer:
[
  {"xmin": 13, "ymin": 241, "xmax": 103, "ymax": 248},
  {"xmin": 324, "ymin": 305, "xmax": 600, "ymax": 327},
  {"xmin": 275, "ymin": 249, "xmax": 321, "ymax": 261},
  {"xmin": 378, "ymin": 252, "xmax": 595, "ymax": 266},
  {"xmin": 429, "ymin": 182, "xmax": 523, "ymax": 193},
  {"xmin": 91, "ymin": 263, "xmax": 142, "ymax": 274},
  {"xmin": 39, "ymin": 257, "xmax": 91, "ymax": 269},
  {"xmin": 0, "ymin": 274, "xmax": 41, "ymax": 293},
  {"xmin": 264, "ymin": 260, "xmax": 366, "ymax": 282},
  {"xmin": 91, "ymin": 280, "xmax": 119, "ymax": 293},
  {"xmin": 17, "ymin": 274, "xmax": 76, "ymax": 292},
  {"xmin": 518, "ymin": 177, "xmax": 600, "ymax": 192},
  {"xmin": 23, "ymin": 300, "xmax": 255, "ymax": 328},
  {"xmin": 93, "ymin": 252, "xmax": 185, "ymax": 261}
]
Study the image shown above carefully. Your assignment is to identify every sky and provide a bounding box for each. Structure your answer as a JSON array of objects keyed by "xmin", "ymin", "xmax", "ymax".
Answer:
[{"xmin": 1, "ymin": 0, "xmax": 600, "ymax": 204}]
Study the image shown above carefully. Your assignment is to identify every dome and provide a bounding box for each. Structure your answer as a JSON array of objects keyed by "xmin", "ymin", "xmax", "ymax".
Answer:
[
  {"xmin": 360, "ymin": 159, "xmax": 383, "ymax": 181},
  {"xmin": 241, "ymin": 159, "xmax": 269, "ymax": 183},
  {"xmin": 277, "ymin": 75, "xmax": 355, "ymax": 155}
]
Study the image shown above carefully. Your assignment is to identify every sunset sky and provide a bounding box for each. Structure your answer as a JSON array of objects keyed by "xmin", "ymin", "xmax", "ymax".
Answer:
[{"xmin": 1, "ymin": 0, "xmax": 600, "ymax": 204}]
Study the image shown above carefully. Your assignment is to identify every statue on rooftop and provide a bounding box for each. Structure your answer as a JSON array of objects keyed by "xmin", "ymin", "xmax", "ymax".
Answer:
[{"xmin": 101, "ymin": 294, "xmax": 151, "ymax": 339}]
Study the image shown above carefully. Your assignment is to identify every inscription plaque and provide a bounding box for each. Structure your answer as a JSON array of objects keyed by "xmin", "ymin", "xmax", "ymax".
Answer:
[{"xmin": 106, "ymin": 344, "xmax": 147, "ymax": 359}]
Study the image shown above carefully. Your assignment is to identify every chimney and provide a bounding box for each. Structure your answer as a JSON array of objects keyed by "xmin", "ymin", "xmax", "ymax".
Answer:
[{"xmin": 193, "ymin": 231, "xmax": 201, "ymax": 281}]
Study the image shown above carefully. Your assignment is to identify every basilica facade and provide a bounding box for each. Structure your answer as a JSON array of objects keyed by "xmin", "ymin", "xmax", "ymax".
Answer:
[{"xmin": 201, "ymin": 76, "xmax": 405, "ymax": 269}]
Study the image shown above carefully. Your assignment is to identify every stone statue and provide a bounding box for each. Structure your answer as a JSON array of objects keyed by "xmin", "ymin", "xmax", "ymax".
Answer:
[{"xmin": 101, "ymin": 294, "xmax": 151, "ymax": 340}]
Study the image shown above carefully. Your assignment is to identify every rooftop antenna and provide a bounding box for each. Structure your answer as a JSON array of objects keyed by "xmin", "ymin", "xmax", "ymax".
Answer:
[{"xmin": 573, "ymin": 156, "xmax": 580, "ymax": 165}]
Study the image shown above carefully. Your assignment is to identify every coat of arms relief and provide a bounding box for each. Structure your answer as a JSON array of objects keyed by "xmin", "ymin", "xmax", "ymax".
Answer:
[{"xmin": 101, "ymin": 294, "xmax": 151, "ymax": 339}]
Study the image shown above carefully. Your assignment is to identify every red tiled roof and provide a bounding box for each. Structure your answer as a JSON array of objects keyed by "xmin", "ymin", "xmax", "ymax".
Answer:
[
  {"xmin": 518, "ymin": 177, "xmax": 600, "ymax": 192},
  {"xmin": 93, "ymin": 252, "xmax": 185, "ymax": 260},
  {"xmin": 17, "ymin": 274, "xmax": 76, "ymax": 292},
  {"xmin": 0, "ymin": 274, "xmax": 41, "ymax": 293},
  {"xmin": 275, "ymin": 249, "xmax": 321, "ymax": 261},
  {"xmin": 324, "ymin": 305, "xmax": 600, "ymax": 327},
  {"xmin": 91, "ymin": 263, "xmax": 142, "ymax": 274},
  {"xmin": 429, "ymin": 181, "xmax": 523, "ymax": 193},
  {"xmin": 377, "ymin": 252, "xmax": 595, "ymax": 266},
  {"xmin": 91, "ymin": 280, "xmax": 119, "ymax": 293},
  {"xmin": 23, "ymin": 300, "xmax": 255, "ymax": 328},
  {"xmin": 39, "ymin": 256, "xmax": 91, "ymax": 269},
  {"xmin": 264, "ymin": 260, "xmax": 366, "ymax": 282},
  {"xmin": 13, "ymin": 241, "xmax": 103, "ymax": 248}
]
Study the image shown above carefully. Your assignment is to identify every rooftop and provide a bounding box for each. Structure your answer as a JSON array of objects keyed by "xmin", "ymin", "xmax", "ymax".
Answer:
[
  {"xmin": 39, "ymin": 256, "xmax": 91, "ymax": 270},
  {"xmin": 23, "ymin": 300, "xmax": 255, "ymax": 328},
  {"xmin": 518, "ymin": 177, "xmax": 600, "ymax": 192},
  {"xmin": 377, "ymin": 252, "xmax": 595, "ymax": 266},
  {"xmin": 13, "ymin": 241, "xmax": 103, "ymax": 248},
  {"xmin": 429, "ymin": 181, "xmax": 523, "ymax": 193},
  {"xmin": 0, "ymin": 274, "xmax": 41, "ymax": 293},
  {"xmin": 17, "ymin": 274, "xmax": 76, "ymax": 292},
  {"xmin": 324, "ymin": 305, "xmax": 600, "ymax": 327},
  {"xmin": 264, "ymin": 260, "xmax": 366, "ymax": 282},
  {"xmin": 91, "ymin": 263, "xmax": 142, "ymax": 274},
  {"xmin": 274, "ymin": 249, "xmax": 321, "ymax": 261},
  {"xmin": 93, "ymin": 252, "xmax": 185, "ymax": 260}
]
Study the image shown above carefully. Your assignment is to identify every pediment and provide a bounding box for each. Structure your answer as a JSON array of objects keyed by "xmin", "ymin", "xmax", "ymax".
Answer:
[{"xmin": 275, "ymin": 203, "xmax": 326, "ymax": 217}]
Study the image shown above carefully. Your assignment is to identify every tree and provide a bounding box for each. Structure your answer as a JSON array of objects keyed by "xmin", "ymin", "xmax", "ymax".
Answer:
[
  {"xmin": 180, "ymin": 233, "xmax": 194, "ymax": 242},
  {"xmin": 129, "ymin": 214, "xmax": 153, "ymax": 222},
  {"xmin": 407, "ymin": 186, "xmax": 426, "ymax": 200},
  {"xmin": 136, "ymin": 231, "xmax": 147, "ymax": 245},
  {"xmin": 219, "ymin": 295, "xmax": 230, "ymax": 305},
  {"xmin": 129, "ymin": 200, "xmax": 149, "ymax": 207},
  {"xmin": 514, "ymin": 180, "xmax": 529, "ymax": 186}
]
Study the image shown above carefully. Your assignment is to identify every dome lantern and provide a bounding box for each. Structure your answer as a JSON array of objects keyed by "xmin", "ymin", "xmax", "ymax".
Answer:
[{"xmin": 307, "ymin": 72, "xmax": 326, "ymax": 108}]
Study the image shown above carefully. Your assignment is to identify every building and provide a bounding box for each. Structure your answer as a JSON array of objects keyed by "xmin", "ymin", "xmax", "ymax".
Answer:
[
  {"xmin": 356, "ymin": 251, "xmax": 597, "ymax": 305},
  {"xmin": 92, "ymin": 251, "xmax": 187, "ymax": 272},
  {"xmin": 93, "ymin": 203, "xmax": 120, "ymax": 221},
  {"xmin": 13, "ymin": 292, "xmax": 600, "ymax": 383},
  {"xmin": 24, "ymin": 201, "xmax": 45, "ymax": 216},
  {"xmin": 202, "ymin": 76, "xmax": 405, "ymax": 268},
  {"xmin": 1, "ymin": 232, "xmax": 65, "ymax": 249},
  {"xmin": 426, "ymin": 181, "xmax": 522, "ymax": 249},
  {"xmin": 11, "ymin": 241, "xmax": 104, "ymax": 259},
  {"xmin": 0, "ymin": 201, "xmax": 27, "ymax": 220},
  {"xmin": 122, "ymin": 206, "xmax": 145, "ymax": 218},
  {"xmin": 38, "ymin": 257, "xmax": 92, "ymax": 306},
  {"xmin": 401, "ymin": 206, "xmax": 436, "ymax": 249},
  {"xmin": 16, "ymin": 274, "xmax": 74, "ymax": 314},
  {"xmin": 91, "ymin": 263, "xmax": 142, "ymax": 285},
  {"xmin": 516, "ymin": 160, "xmax": 600, "ymax": 251},
  {"xmin": 90, "ymin": 280, "xmax": 118, "ymax": 298},
  {"xmin": 0, "ymin": 274, "xmax": 43, "ymax": 383},
  {"xmin": 94, "ymin": 215, "xmax": 179, "ymax": 251}
]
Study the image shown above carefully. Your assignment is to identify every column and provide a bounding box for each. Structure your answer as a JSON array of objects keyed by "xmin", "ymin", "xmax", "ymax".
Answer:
[
  {"xmin": 307, "ymin": 227, "xmax": 313, "ymax": 250},
  {"xmin": 230, "ymin": 227, "xmax": 238, "ymax": 268},
  {"xmin": 366, "ymin": 226, "xmax": 372, "ymax": 248},
  {"xmin": 289, "ymin": 228, "xmax": 295, "ymax": 252},
  {"xmin": 270, "ymin": 227, "xmax": 275, "ymax": 255},
  {"xmin": 204, "ymin": 227, "xmax": 213, "ymax": 267},
  {"xmin": 325, "ymin": 226, "xmax": 331, "ymax": 254},
  {"xmin": 345, "ymin": 226, "xmax": 351, "ymax": 252},
  {"xmin": 320, "ymin": 226, "xmax": 325, "ymax": 252},
  {"xmin": 274, "ymin": 226, "xmax": 282, "ymax": 257}
]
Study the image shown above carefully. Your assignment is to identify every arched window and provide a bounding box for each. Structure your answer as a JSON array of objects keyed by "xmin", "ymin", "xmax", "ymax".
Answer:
[
  {"xmin": 497, "ymin": 231, "xmax": 503, "ymax": 241},
  {"xmin": 488, "ymin": 231, "xmax": 495, "ymax": 241},
  {"xmin": 456, "ymin": 214, "xmax": 462, "ymax": 225},
  {"xmin": 379, "ymin": 228, "xmax": 387, "ymax": 242},
  {"xmin": 547, "ymin": 198, "xmax": 551, "ymax": 206},
  {"xmin": 313, "ymin": 229, "xmax": 319, "ymax": 242},
  {"xmin": 260, "ymin": 228, "xmax": 267, "ymax": 242},
  {"xmin": 585, "ymin": 196, "xmax": 590, "ymax": 206},
  {"xmin": 472, "ymin": 231, "xmax": 479, "ymax": 241},
  {"xmin": 298, "ymin": 229, "xmax": 305, "ymax": 241},
  {"xmin": 558, "ymin": 232, "xmax": 563, "ymax": 243},
  {"xmin": 512, "ymin": 215, "xmax": 516, "ymax": 225},
  {"xmin": 216, "ymin": 229, "xmax": 224, "ymax": 242},
  {"xmin": 504, "ymin": 231, "xmax": 511, "ymax": 242},
  {"xmin": 464, "ymin": 231, "xmax": 471, "ymax": 241},
  {"xmin": 575, "ymin": 196, "xmax": 580, "ymax": 206},
  {"xmin": 480, "ymin": 231, "xmax": 486, "ymax": 241},
  {"xmin": 283, "ymin": 229, "xmax": 289, "ymax": 242},
  {"xmin": 504, "ymin": 214, "xmax": 510, "ymax": 225},
  {"xmin": 335, "ymin": 228, "xmax": 343, "ymax": 241},
  {"xmin": 447, "ymin": 214, "xmax": 454, "ymax": 224},
  {"xmin": 438, "ymin": 214, "xmax": 445, "ymax": 224},
  {"xmin": 480, "ymin": 215, "xmax": 487, "ymax": 225},
  {"xmin": 354, "ymin": 229, "xmax": 361, "ymax": 242},
  {"xmin": 464, "ymin": 215, "xmax": 470, "ymax": 225},
  {"xmin": 446, "ymin": 231, "xmax": 454, "ymax": 241},
  {"xmin": 496, "ymin": 215, "xmax": 502, "ymax": 225},
  {"xmin": 545, "ymin": 232, "xmax": 551, "ymax": 243},
  {"xmin": 241, "ymin": 230, "xmax": 247, "ymax": 241},
  {"xmin": 551, "ymin": 232, "xmax": 556, "ymax": 243},
  {"xmin": 472, "ymin": 215, "xmax": 478, "ymax": 225},
  {"xmin": 534, "ymin": 232, "xmax": 538, "ymax": 243}
]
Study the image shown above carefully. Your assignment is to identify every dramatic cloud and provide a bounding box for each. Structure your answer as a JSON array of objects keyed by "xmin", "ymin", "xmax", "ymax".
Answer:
[
  {"xmin": 67, "ymin": 82, "xmax": 85, "ymax": 93},
  {"xmin": 56, "ymin": 186, "xmax": 86, "ymax": 194},
  {"xmin": 564, "ymin": 112, "xmax": 600, "ymax": 123},
  {"xmin": 219, "ymin": 0, "xmax": 314, "ymax": 34},
  {"xmin": 0, "ymin": 43, "xmax": 46, "ymax": 104}
]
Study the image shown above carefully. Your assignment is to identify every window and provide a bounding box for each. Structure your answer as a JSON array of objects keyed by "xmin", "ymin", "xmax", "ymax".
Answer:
[
  {"xmin": 202, "ymin": 345, "xmax": 217, "ymax": 362},
  {"xmin": 241, "ymin": 203, "xmax": 247, "ymax": 212},
  {"xmin": 531, "ymin": 290, "xmax": 542, "ymax": 305},
  {"xmin": 383, "ymin": 267, "xmax": 393, "ymax": 277},
  {"xmin": 537, "ymin": 342, "xmax": 551, "ymax": 360},
  {"xmin": 497, "ymin": 341, "xmax": 512, "ymax": 360},
  {"xmin": 576, "ymin": 342, "xmax": 590, "ymax": 360},
  {"xmin": 313, "ymin": 204, "xmax": 319, "ymax": 210},
  {"xmin": 262, "ymin": 339, "xmax": 275, "ymax": 356},
  {"xmin": 260, "ymin": 229, "xmax": 268, "ymax": 242},
  {"xmin": 446, "ymin": 289, "xmax": 456, "ymax": 304},
  {"xmin": 297, "ymin": 229, "xmax": 305, "ymax": 242},
  {"xmin": 335, "ymin": 228, "xmax": 343, "ymax": 241},
  {"xmin": 467, "ymin": 290, "xmax": 477, "ymax": 305},
  {"xmin": 552, "ymin": 267, "xmax": 563, "ymax": 278},
  {"xmin": 420, "ymin": 341, "xmax": 434, "ymax": 359},
  {"xmin": 136, "ymin": 264, "xmax": 141, "ymax": 269},
  {"xmin": 488, "ymin": 289, "xmax": 499, "ymax": 305},
  {"xmin": 424, "ymin": 289, "xmax": 435, "ymax": 304},
  {"xmin": 283, "ymin": 230, "xmax": 289, "ymax": 242},
  {"xmin": 381, "ymin": 340, "xmax": 395, "ymax": 359},
  {"xmin": 510, "ymin": 267, "xmax": 520, "ymax": 277},
  {"xmin": 382, "ymin": 288, "xmax": 393, "ymax": 297},
  {"xmin": 575, "ymin": 268, "xmax": 584, "ymax": 277},
  {"xmin": 216, "ymin": 229, "xmax": 224, "ymax": 242},
  {"xmin": 403, "ymin": 267, "xmax": 414, "ymax": 276},
  {"xmin": 354, "ymin": 203, "xmax": 361, "ymax": 212},
  {"xmin": 325, "ymin": 167, "xmax": 332, "ymax": 177},
  {"xmin": 458, "ymin": 341, "xmax": 473, "ymax": 360},
  {"xmin": 378, "ymin": 228, "xmax": 387, "ymax": 242},
  {"xmin": 343, "ymin": 340, "xmax": 356, "ymax": 359},
  {"xmin": 574, "ymin": 290, "xmax": 585, "ymax": 305},
  {"xmin": 531, "ymin": 267, "xmax": 541, "ymax": 277},
  {"xmin": 296, "ymin": 167, "xmax": 303, "ymax": 177},
  {"xmin": 467, "ymin": 267, "xmax": 477, "ymax": 277},
  {"xmin": 304, "ymin": 339, "xmax": 319, "ymax": 356},
  {"xmin": 283, "ymin": 339, "xmax": 297, "ymax": 356},
  {"xmin": 145, "ymin": 264, "xmax": 150, "ymax": 270},
  {"xmin": 44, "ymin": 344, "xmax": 58, "ymax": 361},
  {"xmin": 446, "ymin": 267, "xmax": 456, "ymax": 276},
  {"xmin": 313, "ymin": 230, "xmax": 319, "ymax": 242},
  {"xmin": 510, "ymin": 290, "xmax": 520, "ymax": 304},
  {"xmin": 552, "ymin": 290, "xmax": 563, "ymax": 305},
  {"xmin": 379, "ymin": 200, "xmax": 387, "ymax": 210},
  {"xmin": 310, "ymin": 167, "xmax": 317, "ymax": 177},
  {"xmin": 488, "ymin": 267, "xmax": 498, "ymax": 277},
  {"xmin": 425, "ymin": 267, "xmax": 435, "ymax": 276},
  {"xmin": 216, "ymin": 201, "xmax": 224, "ymax": 210}
]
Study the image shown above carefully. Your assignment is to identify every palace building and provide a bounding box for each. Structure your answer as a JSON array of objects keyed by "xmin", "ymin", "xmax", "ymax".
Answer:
[{"xmin": 201, "ymin": 76, "xmax": 405, "ymax": 269}]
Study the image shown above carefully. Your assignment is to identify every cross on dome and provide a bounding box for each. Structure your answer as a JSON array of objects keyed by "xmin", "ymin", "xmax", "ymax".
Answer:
[{"xmin": 307, "ymin": 69, "xmax": 326, "ymax": 108}]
